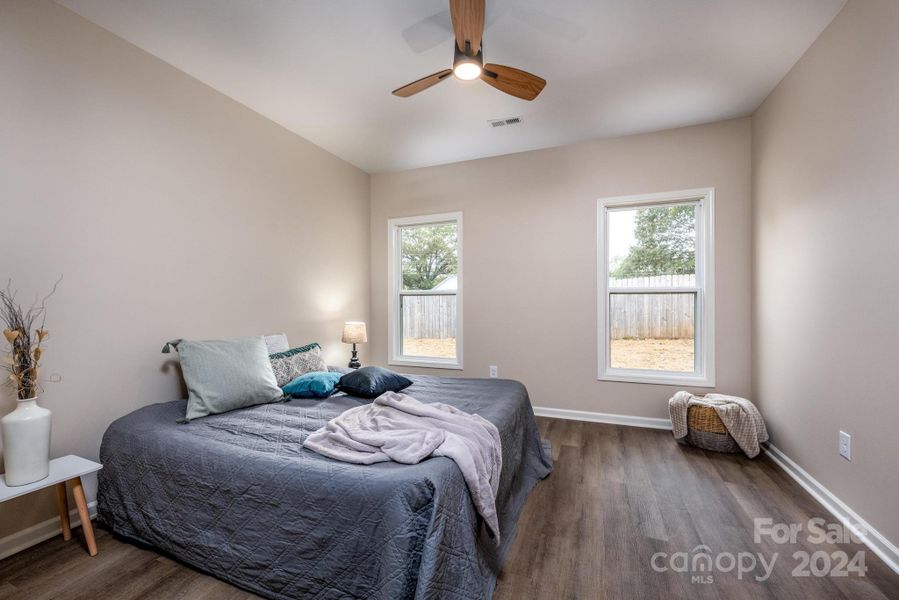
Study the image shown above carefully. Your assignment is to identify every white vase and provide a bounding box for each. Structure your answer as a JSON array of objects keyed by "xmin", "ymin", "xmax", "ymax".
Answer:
[{"xmin": 1, "ymin": 396, "xmax": 52, "ymax": 486}]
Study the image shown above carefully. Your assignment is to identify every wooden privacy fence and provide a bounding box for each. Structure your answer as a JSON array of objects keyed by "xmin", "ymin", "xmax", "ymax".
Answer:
[
  {"xmin": 609, "ymin": 274, "xmax": 696, "ymax": 288},
  {"xmin": 401, "ymin": 275, "xmax": 697, "ymax": 340},
  {"xmin": 402, "ymin": 295, "xmax": 457, "ymax": 339},
  {"xmin": 609, "ymin": 275, "xmax": 696, "ymax": 340}
]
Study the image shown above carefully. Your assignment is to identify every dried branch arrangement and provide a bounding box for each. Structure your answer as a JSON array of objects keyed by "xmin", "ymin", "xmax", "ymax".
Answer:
[{"xmin": 1, "ymin": 279, "xmax": 60, "ymax": 400}]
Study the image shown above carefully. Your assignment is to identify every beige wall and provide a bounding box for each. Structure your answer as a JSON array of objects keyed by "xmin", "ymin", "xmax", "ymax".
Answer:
[
  {"xmin": 752, "ymin": 0, "xmax": 899, "ymax": 545},
  {"xmin": 0, "ymin": 0, "xmax": 369, "ymax": 538},
  {"xmin": 371, "ymin": 118, "xmax": 752, "ymax": 419}
]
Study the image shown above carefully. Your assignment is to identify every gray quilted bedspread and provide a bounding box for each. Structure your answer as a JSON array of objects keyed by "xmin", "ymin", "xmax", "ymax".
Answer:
[{"xmin": 98, "ymin": 375, "xmax": 552, "ymax": 600}]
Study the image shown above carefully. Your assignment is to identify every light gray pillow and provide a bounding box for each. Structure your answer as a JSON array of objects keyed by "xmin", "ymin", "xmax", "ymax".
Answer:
[
  {"xmin": 164, "ymin": 336, "xmax": 283, "ymax": 421},
  {"xmin": 263, "ymin": 333, "xmax": 290, "ymax": 354}
]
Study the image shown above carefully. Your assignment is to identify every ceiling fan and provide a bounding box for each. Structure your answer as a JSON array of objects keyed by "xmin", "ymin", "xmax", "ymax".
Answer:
[{"xmin": 392, "ymin": 0, "xmax": 546, "ymax": 101}]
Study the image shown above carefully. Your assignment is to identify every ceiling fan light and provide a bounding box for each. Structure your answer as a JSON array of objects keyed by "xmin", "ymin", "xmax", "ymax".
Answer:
[{"xmin": 453, "ymin": 61, "xmax": 482, "ymax": 81}]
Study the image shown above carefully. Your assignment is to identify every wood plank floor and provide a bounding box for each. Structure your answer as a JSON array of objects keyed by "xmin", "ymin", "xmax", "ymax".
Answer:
[{"xmin": 1, "ymin": 418, "xmax": 897, "ymax": 599}]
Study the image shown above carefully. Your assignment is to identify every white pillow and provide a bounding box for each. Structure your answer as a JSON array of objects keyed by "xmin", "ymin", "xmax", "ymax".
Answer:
[{"xmin": 264, "ymin": 333, "xmax": 290, "ymax": 354}]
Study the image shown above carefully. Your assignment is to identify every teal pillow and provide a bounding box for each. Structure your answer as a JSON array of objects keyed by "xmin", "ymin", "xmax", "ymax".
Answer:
[{"xmin": 282, "ymin": 371, "xmax": 342, "ymax": 399}]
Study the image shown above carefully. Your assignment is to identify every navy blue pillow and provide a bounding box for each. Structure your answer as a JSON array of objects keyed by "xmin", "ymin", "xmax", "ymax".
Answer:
[{"xmin": 337, "ymin": 366, "xmax": 412, "ymax": 399}]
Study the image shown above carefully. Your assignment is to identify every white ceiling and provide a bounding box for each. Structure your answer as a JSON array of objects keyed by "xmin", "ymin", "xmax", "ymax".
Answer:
[{"xmin": 58, "ymin": 0, "xmax": 845, "ymax": 173}]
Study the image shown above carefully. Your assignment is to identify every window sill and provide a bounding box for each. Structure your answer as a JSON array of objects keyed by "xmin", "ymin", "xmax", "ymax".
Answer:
[
  {"xmin": 389, "ymin": 358, "xmax": 464, "ymax": 371},
  {"xmin": 598, "ymin": 370, "xmax": 715, "ymax": 388}
]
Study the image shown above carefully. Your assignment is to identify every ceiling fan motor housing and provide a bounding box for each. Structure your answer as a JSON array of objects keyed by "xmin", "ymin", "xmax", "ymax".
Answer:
[{"xmin": 453, "ymin": 42, "xmax": 483, "ymax": 79}]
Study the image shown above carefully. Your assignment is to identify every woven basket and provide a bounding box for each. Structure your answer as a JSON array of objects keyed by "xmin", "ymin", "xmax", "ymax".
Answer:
[{"xmin": 685, "ymin": 405, "xmax": 741, "ymax": 453}]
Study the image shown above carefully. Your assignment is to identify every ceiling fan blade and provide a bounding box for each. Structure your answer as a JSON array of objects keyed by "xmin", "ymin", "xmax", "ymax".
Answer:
[
  {"xmin": 399, "ymin": 0, "xmax": 509, "ymax": 54},
  {"xmin": 392, "ymin": 69, "xmax": 454, "ymax": 97},
  {"xmin": 480, "ymin": 64, "xmax": 546, "ymax": 101},
  {"xmin": 450, "ymin": 0, "xmax": 485, "ymax": 53}
]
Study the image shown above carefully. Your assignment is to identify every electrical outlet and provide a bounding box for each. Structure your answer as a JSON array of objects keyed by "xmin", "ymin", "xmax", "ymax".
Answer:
[
  {"xmin": 489, "ymin": 365, "xmax": 498, "ymax": 378},
  {"xmin": 839, "ymin": 431, "xmax": 851, "ymax": 461}
]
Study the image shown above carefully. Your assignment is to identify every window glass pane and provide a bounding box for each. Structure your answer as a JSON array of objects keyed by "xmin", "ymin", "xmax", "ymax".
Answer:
[
  {"xmin": 400, "ymin": 222, "xmax": 458, "ymax": 291},
  {"xmin": 401, "ymin": 294, "xmax": 457, "ymax": 359},
  {"xmin": 609, "ymin": 293, "xmax": 695, "ymax": 372},
  {"xmin": 608, "ymin": 204, "xmax": 696, "ymax": 288}
]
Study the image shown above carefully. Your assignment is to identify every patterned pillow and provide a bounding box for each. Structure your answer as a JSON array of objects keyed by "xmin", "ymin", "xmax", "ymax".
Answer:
[{"xmin": 269, "ymin": 343, "xmax": 328, "ymax": 387}]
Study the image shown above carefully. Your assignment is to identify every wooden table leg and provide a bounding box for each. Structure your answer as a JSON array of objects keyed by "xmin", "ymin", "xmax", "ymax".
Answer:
[
  {"xmin": 55, "ymin": 482, "xmax": 72, "ymax": 541},
  {"xmin": 71, "ymin": 476, "xmax": 97, "ymax": 556}
]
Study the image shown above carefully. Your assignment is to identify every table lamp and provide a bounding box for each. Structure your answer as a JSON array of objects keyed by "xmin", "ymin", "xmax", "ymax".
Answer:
[{"xmin": 342, "ymin": 321, "xmax": 367, "ymax": 369}]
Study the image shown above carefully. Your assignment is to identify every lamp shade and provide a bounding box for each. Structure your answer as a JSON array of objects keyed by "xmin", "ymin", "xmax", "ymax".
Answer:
[{"xmin": 342, "ymin": 321, "xmax": 367, "ymax": 344}]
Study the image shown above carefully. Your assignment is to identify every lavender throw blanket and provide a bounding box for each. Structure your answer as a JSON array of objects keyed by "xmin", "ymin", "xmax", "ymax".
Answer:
[{"xmin": 304, "ymin": 391, "xmax": 503, "ymax": 541}]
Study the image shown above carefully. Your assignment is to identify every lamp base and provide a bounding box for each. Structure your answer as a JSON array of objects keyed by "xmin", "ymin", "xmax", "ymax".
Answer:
[{"xmin": 348, "ymin": 345, "xmax": 361, "ymax": 369}]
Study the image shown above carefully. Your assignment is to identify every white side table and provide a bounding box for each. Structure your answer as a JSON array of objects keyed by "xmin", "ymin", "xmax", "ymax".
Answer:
[{"xmin": 0, "ymin": 455, "xmax": 103, "ymax": 556}]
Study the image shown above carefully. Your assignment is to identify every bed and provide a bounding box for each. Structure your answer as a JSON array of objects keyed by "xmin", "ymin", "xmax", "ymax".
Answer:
[{"xmin": 98, "ymin": 374, "xmax": 552, "ymax": 600}]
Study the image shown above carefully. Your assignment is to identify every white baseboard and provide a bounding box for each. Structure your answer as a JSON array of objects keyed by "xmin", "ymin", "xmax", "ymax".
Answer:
[
  {"xmin": 0, "ymin": 501, "xmax": 97, "ymax": 560},
  {"xmin": 764, "ymin": 444, "xmax": 899, "ymax": 575},
  {"xmin": 533, "ymin": 406, "xmax": 673, "ymax": 430}
]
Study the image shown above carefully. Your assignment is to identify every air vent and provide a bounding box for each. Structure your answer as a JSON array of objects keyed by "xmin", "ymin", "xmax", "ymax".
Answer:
[{"xmin": 488, "ymin": 116, "xmax": 523, "ymax": 128}]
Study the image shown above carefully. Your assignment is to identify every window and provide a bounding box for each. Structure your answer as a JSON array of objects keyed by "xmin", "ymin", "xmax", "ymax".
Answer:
[
  {"xmin": 388, "ymin": 212, "xmax": 462, "ymax": 369},
  {"xmin": 598, "ymin": 189, "xmax": 715, "ymax": 386}
]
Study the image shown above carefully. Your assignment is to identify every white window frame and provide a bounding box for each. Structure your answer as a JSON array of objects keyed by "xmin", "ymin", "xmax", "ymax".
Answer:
[
  {"xmin": 388, "ymin": 212, "xmax": 463, "ymax": 370},
  {"xmin": 597, "ymin": 188, "xmax": 715, "ymax": 387}
]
